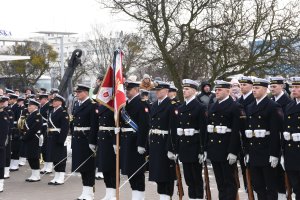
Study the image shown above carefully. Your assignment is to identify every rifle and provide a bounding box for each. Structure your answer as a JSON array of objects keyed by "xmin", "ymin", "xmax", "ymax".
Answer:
[
  {"xmin": 234, "ymin": 164, "xmax": 240, "ymax": 200},
  {"xmin": 245, "ymin": 168, "xmax": 254, "ymax": 200},
  {"xmin": 285, "ymin": 173, "xmax": 292, "ymax": 200},
  {"xmin": 203, "ymin": 161, "xmax": 212, "ymax": 200},
  {"xmin": 175, "ymin": 159, "xmax": 184, "ymax": 200}
]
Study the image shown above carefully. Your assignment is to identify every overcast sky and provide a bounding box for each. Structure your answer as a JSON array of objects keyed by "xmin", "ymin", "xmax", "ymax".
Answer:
[{"xmin": 0, "ymin": 0, "xmax": 137, "ymax": 38}]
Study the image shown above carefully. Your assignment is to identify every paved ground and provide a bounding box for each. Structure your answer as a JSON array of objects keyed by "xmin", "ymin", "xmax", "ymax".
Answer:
[{"xmin": 0, "ymin": 160, "xmax": 248, "ymax": 200}]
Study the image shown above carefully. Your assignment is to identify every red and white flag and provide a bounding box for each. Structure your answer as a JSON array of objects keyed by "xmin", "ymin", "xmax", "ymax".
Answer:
[{"xmin": 96, "ymin": 49, "xmax": 126, "ymax": 123}]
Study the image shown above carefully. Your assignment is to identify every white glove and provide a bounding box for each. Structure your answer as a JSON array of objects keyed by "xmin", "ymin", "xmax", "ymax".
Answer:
[
  {"xmin": 89, "ymin": 144, "xmax": 97, "ymax": 153},
  {"xmin": 244, "ymin": 154, "xmax": 249, "ymax": 165},
  {"xmin": 113, "ymin": 145, "xmax": 117, "ymax": 154},
  {"xmin": 280, "ymin": 156, "xmax": 285, "ymax": 170},
  {"xmin": 203, "ymin": 151, "xmax": 207, "ymax": 162},
  {"xmin": 114, "ymin": 127, "xmax": 120, "ymax": 134},
  {"xmin": 137, "ymin": 146, "xmax": 146, "ymax": 154},
  {"xmin": 198, "ymin": 154, "xmax": 204, "ymax": 164},
  {"xmin": 167, "ymin": 151, "xmax": 177, "ymax": 161},
  {"xmin": 39, "ymin": 135, "xmax": 44, "ymax": 147},
  {"xmin": 227, "ymin": 153, "xmax": 237, "ymax": 165},
  {"xmin": 269, "ymin": 156, "xmax": 279, "ymax": 168}
]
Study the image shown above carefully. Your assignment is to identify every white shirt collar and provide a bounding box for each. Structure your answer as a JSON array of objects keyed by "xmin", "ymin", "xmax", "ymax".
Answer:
[
  {"xmin": 79, "ymin": 97, "xmax": 90, "ymax": 105},
  {"xmin": 218, "ymin": 95, "xmax": 230, "ymax": 104},
  {"xmin": 185, "ymin": 95, "xmax": 196, "ymax": 105},
  {"xmin": 41, "ymin": 101, "xmax": 49, "ymax": 108},
  {"xmin": 243, "ymin": 91, "xmax": 252, "ymax": 100},
  {"xmin": 53, "ymin": 106, "xmax": 61, "ymax": 112},
  {"xmin": 296, "ymin": 99, "xmax": 300, "ymax": 104},
  {"xmin": 158, "ymin": 95, "xmax": 168, "ymax": 105},
  {"xmin": 30, "ymin": 109, "xmax": 38, "ymax": 114},
  {"xmin": 128, "ymin": 93, "xmax": 139, "ymax": 103},
  {"xmin": 274, "ymin": 91, "xmax": 284, "ymax": 102},
  {"xmin": 256, "ymin": 94, "xmax": 268, "ymax": 105}
]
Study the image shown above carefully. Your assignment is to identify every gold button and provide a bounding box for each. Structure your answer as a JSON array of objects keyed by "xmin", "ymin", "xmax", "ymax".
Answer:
[
  {"xmin": 158, "ymin": 126, "xmax": 160, "ymax": 128},
  {"xmin": 220, "ymin": 123, "xmax": 222, "ymax": 125},
  {"xmin": 211, "ymin": 140, "xmax": 213, "ymax": 142},
  {"xmin": 249, "ymin": 116, "xmax": 252, "ymax": 119},
  {"xmin": 187, "ymin": 141, "xmax": 189, "ymax": 143},
  {"xmin": 97, "ymin": 137, "xmax": 99, "ymax": 139},
  {"xmin": 249, "ymin": 125, "xmax": 252, "ymax": 127},
  {"xmin": 180, "ymin": 122, "xmax": 182, "ymax": 124},
  {"xmin": 258, "ymin": 116, "xmax": 261, "ymax": 119},
  {"xmin": 218, "ymin": 140, "xmax": 221, "ymax": 143},
  {"xmin": 212, "ymin": 122, "xmax": 214, "ymax": 125},
  {"xmin": 213, "ymin": 114, "xmax": 215, "ymax": 116},
  {"xmin": 288, "ymin": 126, "xmax": 291, "ymax": 128},
  {"xmin": 258, "ymin": 142, "xmax": 261, "ymax": 145},
  {"xmin": 250, "ymin": 143, "xmax": 253, "ymax": 145},
  {"xmin": 189, "ymin": 113, "xmax": 191, "ymax": 116},
  {"xmin": 180, "ymin": 113, "xmax": 183, "ymax": 115},
  {"xmin": 158, "ymin": 118, "xmax": 160, "ymax": 120},
  {"xmin": 157, "ymin": 142, "xmax": 159, "ymax": 144},
  {"xmin": 288, "ymin": 116, "xmax": 291, "ymax": 119},
  {"xmin": 298, "ymin": 145, "xmax": 300, "ymax": 148},
  {"xmin": 288, "ymin": 144, "xmax": 291, "ymax": 147},
  {"xmin": 187, "ymin": 123, "xmax": 189, "ymax": 125},
  {"xmin": 298, "ymin": 116, "xmax": 300, "ymax": 119},
  {"xmin": 258, "ymin": 125, "xmax": 260, "ymax": 128},
  {"xmin": 221, "ymin": 115, "xmax": 223, "ymax": 118},
  {"xmin": 180, "ymin": 140, "xmax": 183, "ymax": 142}
]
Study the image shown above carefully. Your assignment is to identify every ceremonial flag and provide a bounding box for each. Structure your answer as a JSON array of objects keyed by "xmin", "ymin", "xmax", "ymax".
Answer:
[{"xmin": 96, "ymin": 49, "xmax": 126, "ymax": 124}]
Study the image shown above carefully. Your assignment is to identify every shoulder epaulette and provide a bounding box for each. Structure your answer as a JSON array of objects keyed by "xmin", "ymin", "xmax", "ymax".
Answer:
[{"xmin": 171, "ymin": 100, "xmax": 176, "ymax": 104}]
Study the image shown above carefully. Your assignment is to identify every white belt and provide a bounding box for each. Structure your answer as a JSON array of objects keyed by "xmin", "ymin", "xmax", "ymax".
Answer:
[
  {"xmin": 48, "ymin": 128, "xmax": 61, "ymax": 132},
  {"xmin": 37, "ymin": 130, "xmax": 41, "ymax": 134},
  {"xmin": 207, "ymin": 125, "xmax": 232, "ymax": 134},
  {"xmin": 177, "ymin": 128, "xmax": 199, "ymax": 136},
  {"xmin": 245, "ymin": 129, "xmax": 270, "ymax": 138},
  {"xmin": 74, "ymin": 127, "xmax": 90, "ymax": 131},
  {"xmin": 150, "ymin": 129, "xmax": 168, "ymax": 135},
  {"xmin": 13, "ymin": 121, "xmax": 17, "ymax": 124},
  {"xmin": 121, "ymin": 128, "xmax": 135, "ymax": 132},
  {"xmin": 43, "ymin": 123, "xmax": 47, "ymax": 126},
  {"xmin": 99, "ymin": 126, "xmax": 115, "ymax": 131},
  {"xmin": 283, "ymin": 132, "xmax": 300, "ymax": 142}
]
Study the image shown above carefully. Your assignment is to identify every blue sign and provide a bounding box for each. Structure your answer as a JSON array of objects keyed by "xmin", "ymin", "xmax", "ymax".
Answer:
[{"xmin": 0, "ymin": 30, "xmax": 12, "ymax": 37}]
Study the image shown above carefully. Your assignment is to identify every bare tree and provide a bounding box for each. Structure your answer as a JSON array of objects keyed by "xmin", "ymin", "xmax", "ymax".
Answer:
[{"xmin": 101, "ymin": 0, "xmax": 300, "ymax": 99}]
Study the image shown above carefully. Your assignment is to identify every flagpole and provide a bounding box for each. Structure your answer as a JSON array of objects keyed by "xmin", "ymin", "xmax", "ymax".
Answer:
[{"xmin": 116, "ymin": 121, "xmax": 120, "ymax": 200}]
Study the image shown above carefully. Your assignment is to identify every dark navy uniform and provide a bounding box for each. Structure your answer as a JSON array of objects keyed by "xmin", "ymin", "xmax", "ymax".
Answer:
[
  {"xmin": 271, "ymin": 92, "xmax": 292, "ymax": 196},
  {"xmin": 175, "ymin": 96, "xmax": 207, "ymax": 199},
  {"xmin": 3, "ymin": 106, "xmax": 14, "ymax": 172},
  {"xmin": 237, "ymin": 92, "xmax": 255, "ymax": 191},
  {"xmin": 120, "ymin": 95, "xmax": 150, "ymax": 192},
  {"xmin": 23, "ymin": 110, "xmax": 43, "ymax": 168},
  {"xmin": 149, "ymin": 97, "xmax": 176, "ymax": 196},
  {"xmin": 206, "ymin": 95, "xmax": 243, "ymax": 200},
  {"xmin": 71, "ymin": 97, "xmax": 96, "ymax": 187},
  {"xmin": 0, "ymin": 107, "xmax": 9, "ymax": 181},
  {"xmin": 244, "ymin": 96, "xmax": 283, "ymax": 200},
  {"xmin": 10, "ymin": 102, "xmax": 21, "ymax": 161},
  {"xmin": 282, "ymin": 100, "xmax": 300, "ymax": 199},
  {"xmin": 90, "ymin": 105, "xmax": 116, "ymax": 189},
  {"xmin": 40, "ymin": 101, "xmax": 50, "ymax": 162},
  {"xmin": 47, "ymin": 106, "xmax": 69, "ymax": 172},
  {"xmin": 18, "ymin": 107, "xmax": 29, "ymax": 161}
]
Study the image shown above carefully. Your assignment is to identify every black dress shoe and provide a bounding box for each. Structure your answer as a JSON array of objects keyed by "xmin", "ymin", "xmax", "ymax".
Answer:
[
  {"xmin": 48, "ymin": 181, "xmax": 55, "ymax": 185},
  {"xmin": 95, "ymin": 176, "xmax": 104, "ymax": 180},
  {"xmin": 54, "ymin": 182, "xmax": 64, "ymax": 185},
  {"xmin": 10, "ymin": 168, "xmax": 19, "ymax": 172},
  {"xmin": 26, "ymin": 179, "xmax": 40, "ymax": 182},
  {"xmin": 4, "ymin": 177, "xmax": 9, "ymax": 179}
]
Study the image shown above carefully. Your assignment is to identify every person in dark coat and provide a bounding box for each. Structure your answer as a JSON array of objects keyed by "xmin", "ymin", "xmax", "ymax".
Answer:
[
  {"xmin": 168, "ymin": 85, "xmax": 181, "ymax": 107},
  {"xmin": 205, "ymin": 80, "xmax": 244, "ymax": 200},
  {"xmin": 17, "ymin": 97, "xmax": 28, "ymax": 166},
  {"xmin": 8, "ymin": 93, "xmax": 21, "ymax": 171},
  {"xmin": 90, "ymin": 104, "xmax": 116, "ymax": 199},
  {"xmin": 71, "ymin": 84, "xmax": 96, "ymax": 200},
  {"xmin": 243, "ymin": 78, "xmax": 284, "ymax": 200},
  {"xmin": 174, "ymin": 79, "xmax": 207, "ymax": 200},
  {"xmin": 2, "ymin": 96, "xmax": 14, "ymax": 179},
  {"xmin": 237, "ymin": 76, "xmax": 255, "ymax": 192},
  {"xmin": 281, "ymin": 77, "xmax": 300, "ymax": 200},
  {"xmin": 269, "ymin": 77, "xmax": 292, "ymax": 199},
  {"xmin": 147, "ymin": 81, "xmax": 176, "ymax": 200},
  {"xmin": 39, "ymin": 93, "xmax": 53, "ymax": 174},
  {"xmin": 196, "ymin": 81, "xmax": 216, "ymax": 107},
  {"xmin": 119, "ymin": 81, "xmax": 150, "ymax": 200},
  {"xmin": 47, "ymin": 94, "xmax": 69, "ymax": 185},
  {"xmin": 0, "ymin": 96, "xmax": 10, "ymax": 192},
  {"xmin": 23, "ymin": 99, "xmax": 43, "ymax": 182}
]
